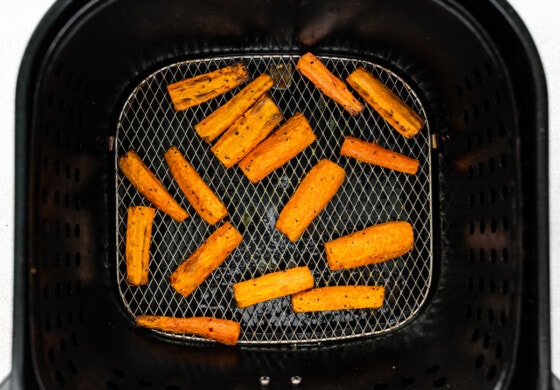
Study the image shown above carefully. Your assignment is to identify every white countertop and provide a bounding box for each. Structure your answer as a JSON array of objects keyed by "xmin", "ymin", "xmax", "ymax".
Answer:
[{"xmin": 0, "ymin": 0, "xmax": 558, "ymax": 384}]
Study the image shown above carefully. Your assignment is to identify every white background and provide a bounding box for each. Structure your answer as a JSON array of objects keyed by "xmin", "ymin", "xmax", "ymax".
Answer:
[{"xmin": 0, "ymin": 0, "xmax": 558, "ymax": 384}]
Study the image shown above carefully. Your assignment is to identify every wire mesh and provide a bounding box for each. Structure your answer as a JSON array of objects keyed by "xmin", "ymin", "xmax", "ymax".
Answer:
[{"xmin": 115, "ymin": 54, "xmax": 432, "ymax": 344}]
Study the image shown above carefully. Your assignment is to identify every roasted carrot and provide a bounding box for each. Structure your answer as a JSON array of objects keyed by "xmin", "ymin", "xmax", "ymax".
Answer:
[
  {"xmin": 296, "ymin": 52, "xmax": 364, "ymax": 116},
  {"xmin": 325, "ymin": 221, "xmax": 414, "ymax": 270},
  {"xmin": 194, "ymin": 73, "xmax": 275, "ymax": 142},
  {"xmin": 125, "ymin": 206, "xmax": 156, "ymax": 286},
  {"xmin": 346, "ymin": 67, "xmax": 424, "ymax": 138},
  {"xmin": 167, "ymin": 62, "xmax": 250, "ymax": 111},
  {"xmin": 211, "ymin": 94, "xmax": 283, "ymax": 168},
  {"xmin": 170, "ymin": 221, "xmax": 243, "ymax": 297},
  {"xmin": 118, "ymin": 149, "xmax": 189, "ymax": 222},
  {"xmin": 292, "ymin": 285, "xmax": 385, "ymax": 312},
  {"xmin": 136, "ymin": 316, "xmax": 241, "ymax": 345},
  {"xmin": 233, "ymin": 266, "xmax": 314, "ymax": 309},
  {"xmin": 276, "ymin": 159, "xmax": 345, "ymax": 242},
  {"xmin": 238, "ymin": 112, "xmax": 316, "ymax": 183},
  {"xmin": 340, "ymin": 136, "xmax": 419, "ymax": 175},
  {"xmin": 164, "ymin": 146, "xmax": 228, "ymax": 225}
]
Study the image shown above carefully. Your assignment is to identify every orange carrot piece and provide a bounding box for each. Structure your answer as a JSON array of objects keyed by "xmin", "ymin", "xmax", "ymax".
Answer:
[
  {"xmin": 136, "ymin": 316, "xmax": 241, "ymax": 345},
  {"xmin": 292, "ymin": 285, "xmax": 385, "ymax": 312},
  {"xmin": 238, "ymin": 112, "xmax": 316, "ymax": 183},
  {"xmin": 194, "ymin": 73, "xmax": 275, "ymax": 142},
  {"xmin": 164, "ymin": 146, "xmax": 228, "ymax": 225},
  {"xmin": 170, "ymin": 221, "xmax": 243, "ymax": 297},
  {"xmin": 276, "ymin": 159, "xmax": 345, "ymax": 242},
  {"xmin": 325, "ymin": 221, "xmax": 414, "ymax": 270},
  {"xmin": 346, "ymin": 67, "xmax": 424, "ymax": 138},
  {"xmin": 233, "ymin": 266, "xmax": 315, "ymax": 309},
  {"xmin": 125, "ymin": 206, "xmax": 156, "ymax": 286},
  {"xmin": 211, "ymin": 94, "xmax": 283, "ymax": 168},
  {"xmin": 296, "ymin": 52, "xmax": 364, "ymax": 116},
  {"xmin": 166, "ymin": 62, "xmax": 250, "ymax": 111},
  {"xmin": 340, "ymin": 136, "xmax": 419, "ymax": 175},
  {"xmin": 118, "ymin": 149, "xmax": 189, "ymax": 222}
]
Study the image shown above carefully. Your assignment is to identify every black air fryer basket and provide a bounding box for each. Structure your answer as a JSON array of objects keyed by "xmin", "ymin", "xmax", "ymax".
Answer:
[{"xmin": 13, "ymin": 0, "xmax": 551, "ymax": 388}]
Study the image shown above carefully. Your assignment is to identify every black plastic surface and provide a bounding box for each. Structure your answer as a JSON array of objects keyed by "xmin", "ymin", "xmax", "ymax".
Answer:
[{"xmin": 14, "ymin": 0, "xmax": 549, "ymax": 389}]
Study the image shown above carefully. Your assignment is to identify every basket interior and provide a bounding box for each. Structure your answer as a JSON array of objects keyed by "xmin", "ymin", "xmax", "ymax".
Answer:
[
  {"xmin": 21, "ymin": 0, "xmax": 535, "ymax": 388},
  {"xmin": 114, "ymin": 54, "xmax": 433, "ymax": 345}
]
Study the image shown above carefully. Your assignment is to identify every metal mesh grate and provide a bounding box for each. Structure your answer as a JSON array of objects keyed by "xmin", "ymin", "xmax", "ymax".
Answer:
[{"xmin": 115, "ymin": 54, "xmax": 433, "ymax": 344}]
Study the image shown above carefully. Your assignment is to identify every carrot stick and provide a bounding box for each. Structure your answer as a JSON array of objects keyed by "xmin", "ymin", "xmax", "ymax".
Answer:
[
  {"xmin": 170, "ymin": 221, "xmax": 243, "ymax": 297},
  {"xmin": 346, "ymin": 67, "xmax": 424, "ymax": 138},
  {"xmin": 118, "ymin": 149, "xmax": 189, "ymax": 222},
  {"xmin": 276, "ymin": 159, "xmax": 345, "ymax": 242},
  {"xmin": 296, "ymin": 52, "xmax": 364, "ymax": 116},
  {"xmin": 325, "ymin": 221, "xmax": 414, "ymax": 270},
  {"xmin": 292, "ymin": 285, "xmax": 385, "ymax": 312},
  {"xmin": 164, "ymin": 146, "xmax": 228, "ymax": 225},
  {"xmin": 211, "ymin": 94, "xmax": 283, "ymax": 168},
  {"xmin": 233, "ymin": 266, "xmax": 315, "ymax": 309},
  {"xmin": 194, "ymin": 73, "xmax": 275, "ymax": 142},
  {"xmin": 166, "ymin": 62, "xmax": 250, "ymax": 111},
  {"xmin": 125, "ymin": 206, "xmax": 156, "ymax": 286},
  {"xmin": 238, "ymin": 112, "xmax": 316, "ymax": 183},
  {"xmin": 136, "ymin": 316, "xmax": 241, "ymax": 345},
  {"xmin": 340, "ymin": 136, "xmax": 419, "ymax": 175}
]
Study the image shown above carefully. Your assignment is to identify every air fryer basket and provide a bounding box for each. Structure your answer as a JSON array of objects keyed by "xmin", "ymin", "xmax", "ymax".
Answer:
[{"xmin": 13, "ymin": 0, "xmax": 549, "ymax": 389}]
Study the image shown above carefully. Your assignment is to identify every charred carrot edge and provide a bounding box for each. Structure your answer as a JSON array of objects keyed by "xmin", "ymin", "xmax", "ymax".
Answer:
[
  {"xmin": 170, "ymin": 221, "xmax": 243, "ymax": 297},
  {"xmin": 211, "ymin": 94, "xmax": 283, "ymax": 168},
  {"xmin": 136, "ymin": 316, "xmax": 241, "ymax": 345},
  {"xmin": 233, "ymin": 266, "xmax": 315, "ymax": 309},
  {"xmin": 292, "ymin": 285, "xmax": 385, "ymax": 312},
  {"xmin": 194, "ymin": 73, "xmax": 275, "ymax": 142},
  {"xmin": 164, "ymin": 146, "xmax": 228, "ymax": 225},
  {"xmin": 296, "ymin": 52, "xmax": 364, "ymax": 116},
  {"xmin": 340, "ymin": 136, "xmax": 419, "ymax": 175},
  {"xmin": 346, "ymin": 67, "xmax": 424, "ymax": 138},
  {"xmin": 125, "ymin": 206, "xmax": 156, "ymax": 285},
  {"xmin": 276, "ymin": 159, "xmax": 345, "ymax": 242},
  {"xmin": 238, "ymin": 112, "xmax": 317, "ymax": 183},
  {"xmin": 325, "ymin": 221, "xmax": 414, "ymax": 270},
  {"xmin": 166, "ymin": 62, "xmax": 250, "ymax": 111},
  {"xmin": 118, "ymin": 149, "xmax": 189, "ymax": 222}
]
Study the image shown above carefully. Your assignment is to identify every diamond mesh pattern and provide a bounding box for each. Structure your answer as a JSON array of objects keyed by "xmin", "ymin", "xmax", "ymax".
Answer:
[{"xmin": 115, "ymin": 55, "xmax": 432, "ymax": 344}]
